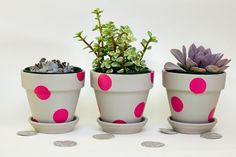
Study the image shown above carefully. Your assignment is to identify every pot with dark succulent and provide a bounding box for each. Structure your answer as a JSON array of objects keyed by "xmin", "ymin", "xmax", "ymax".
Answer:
[
  {"xmin": 21, "ymin": 58, "xmax": 85, "ymax": 134},
  {"xmin": 163, "ymin": 44, "xmax": 231, "ymax": 134},
  {"xmin": 75, "ymin": 8, "xmax": 157, "ymax": 134}
]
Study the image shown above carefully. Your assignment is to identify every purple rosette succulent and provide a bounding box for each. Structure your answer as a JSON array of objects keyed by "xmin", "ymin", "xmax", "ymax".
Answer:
[{"xmin": 164, "ymin": 44, "xmax": 231, "ymax": 74}]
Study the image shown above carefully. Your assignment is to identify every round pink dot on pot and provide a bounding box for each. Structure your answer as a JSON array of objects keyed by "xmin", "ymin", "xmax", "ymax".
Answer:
[
  {"xmin": 98, "ymin": 74, "xmax": 112, "ymax": 91},
  {"xmin": 53, "ymin": 108, "xmax": 69, "ymax": 123},
  {"xmin": 189, "ymin": 78, "xmax": 207, "ymax": 94},
  {"xmin": 34, "ymin": 85, "xmax": 51, "ymax": 100},
  {"xmin": 171, "ymin": 96, "xmax": 184, "ymax": 112},
  {"xmin": 113, "ymin": 120, "xmax": 127, "ymax": 124},
  {"xmin": 134, "ymin": 102, "xmax": 145, "ymax": 118},
  {"xmin": 150, "ymin": 70, "xmax": 154, "ymax": 84},
  {"xmin": 77, "ymin": 71, "xmax": 85, "ymax": 81},
  {"xmin": 208, "ymin": 107, "xmax": 216, "ymax": 122}
]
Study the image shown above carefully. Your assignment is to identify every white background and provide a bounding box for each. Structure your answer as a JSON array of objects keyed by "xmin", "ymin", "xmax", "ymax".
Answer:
[{"xmin": 0, "ymin": 0, "xmax": 236, "ymax": 156}]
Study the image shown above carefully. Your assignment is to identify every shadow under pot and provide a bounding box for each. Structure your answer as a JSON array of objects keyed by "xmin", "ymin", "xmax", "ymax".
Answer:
[
  {"xmin": 162, "ymin": 70, "xmax": 226, "ymax": 134},
  {"xmin": 21, "ymin": 67, "xmax": 85, "ymax": 134},
  {"xmin": 90, "ymin": 70, "xmax": 154, "ymax": 134}
]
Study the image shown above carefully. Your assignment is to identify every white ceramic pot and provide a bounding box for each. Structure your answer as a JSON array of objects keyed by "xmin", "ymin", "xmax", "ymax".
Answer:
[
  {"xmin": 21, "ymin": 68, "xmax": 85, "ymax": 123},
  {"xmin": 162, "ymin": 70, "xmax": 226, "ymax": 123},
  {"xmin": 90, "ymin": 70, "xmax": 154, "ymax": 123}
]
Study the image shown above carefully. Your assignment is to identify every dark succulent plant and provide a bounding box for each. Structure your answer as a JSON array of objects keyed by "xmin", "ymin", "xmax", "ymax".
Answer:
[
  {"xmin": 164, "ymin": 44, "xmax": 231, "ymax": 74},
  {"xmin": 28, "ymin": 58, "xmax": 75, "ymax": 73}
]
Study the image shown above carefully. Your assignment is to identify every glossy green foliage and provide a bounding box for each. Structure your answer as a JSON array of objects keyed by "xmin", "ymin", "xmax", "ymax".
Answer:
[{"xmin": 75, "ymin": 8, "xmax": 157, "ymax": 74}]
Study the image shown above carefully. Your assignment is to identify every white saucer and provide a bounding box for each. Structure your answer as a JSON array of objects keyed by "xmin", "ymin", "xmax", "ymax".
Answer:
[
  {"xmin": 97, "ymin": 117, "xmax": 148, "ymax": 134},
  {"xmin": 168, "ymin": 116, "xmax": 217, "ymax": 134},
  {"xmin": 29, "ymin": 116, "xmax": 79, "ymax": 134}
]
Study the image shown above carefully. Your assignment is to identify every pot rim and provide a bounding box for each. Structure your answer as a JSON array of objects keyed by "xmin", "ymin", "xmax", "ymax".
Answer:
[
  {"xmin": 90, "ymin": 69, "xmax": 153, "ymax": 76},
  {"xmin": 162, "ymin": 70, "xmax": 226, "ymax": 76}
]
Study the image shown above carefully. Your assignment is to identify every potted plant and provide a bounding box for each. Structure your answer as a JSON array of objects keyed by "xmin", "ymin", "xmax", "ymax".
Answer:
[
  {"xmin": 163, "ymin": 44, "xmax": 231, "ymax": 134},
  {"xmin": 75, "ymin": 8, "xmax": 157, "ymax": 134},
  {"xmin": 21, "ymin": 58, "xmax": 85, "ymax": 134}
]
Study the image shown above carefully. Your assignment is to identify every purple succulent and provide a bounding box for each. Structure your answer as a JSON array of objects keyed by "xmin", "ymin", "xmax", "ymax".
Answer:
[{"xmin": 164, "ymin": 44, "xmax": 231, "ymax": 73}]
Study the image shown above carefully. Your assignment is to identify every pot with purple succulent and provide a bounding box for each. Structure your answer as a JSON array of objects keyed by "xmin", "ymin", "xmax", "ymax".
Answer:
[{"xmin": 162, "ymin": 44, "xmax": 231, "ymax": 134}]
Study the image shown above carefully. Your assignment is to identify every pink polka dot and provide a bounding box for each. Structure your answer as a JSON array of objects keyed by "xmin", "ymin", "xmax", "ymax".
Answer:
[
  {"xmin": 208, "ymin": 107, "xmax": 216, "ymax": 122},
  {"xmin": 171, "ymin": 96, "xmax": 183, "ymax": 112},
  {"xmin": 189, "ymin": 78, "xmax": 207, "ymax": 94},
  {"xmin": 34, "ymin": 85, "xmax": 51, "ymax": 100},
  {"xmin": 98, "ymin": 74, "xmax": 112, "ymax": 91},
  {"xmin": 150, "ymin": 70, "xmax": 154, "ymax": 84},
  {"xmin": 134, "ymin": 102, "xmax": 145, "ymax": 118},
  {"xmin": 53, "ymin": 108, "xmax": 69, "ymax": 123},
  {"xmin": 113, "ymin": 120, "xmax": 127, "ymax": 124},
  {"xmin": 77, "ymin": 71, "xmax": 85, "ymax": 81}
]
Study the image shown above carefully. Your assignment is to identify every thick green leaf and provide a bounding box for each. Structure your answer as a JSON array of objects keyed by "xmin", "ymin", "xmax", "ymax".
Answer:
[
  {"xmin": 147, "ymin": 31, "xmax": 152, "ymax": 37},
  {"xmin": 116, "ymin": 57, "xmax": 123, "ymax": 63},
  {"xmin": 111, "ymin": 62, "xmax": 121, "ymax": 68},
  {"xmin": 106, "ymin": 69, "xmax": 113, "ymax": 73},
  {"xmin": 125, "ymin": 62, "xmax": 133, "ymax": 67},
  {"xmin": 117, "ymin": 69, "xmax": 124, "ymax": 73}
]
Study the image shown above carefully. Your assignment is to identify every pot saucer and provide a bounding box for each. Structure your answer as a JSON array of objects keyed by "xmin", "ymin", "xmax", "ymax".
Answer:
[
  {"xmin": 97, "ymin": 117, "xmax": 148, "ymax": 134},
  {"xmin": 29, "ymin": 116, "xmax": 79, "ymax": 134},
  {"xmin": 168, "ymin": 116, "xmax": 217, "ymax": 134}
]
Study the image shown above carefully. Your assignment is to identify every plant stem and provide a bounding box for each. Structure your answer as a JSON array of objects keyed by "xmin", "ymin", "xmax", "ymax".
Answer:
[
  {"xmin": 94, "ymin": 12, "xmax": 104, "ymax": 71},
  {"xmin": 140, "ymin": 38, "xmax": 151, "ymax": 60},
  {"xmin": 95, "ymin": 13, "xmax": 104, "ymax": 49},
  {"xmin": 78, "ymin": 35, "xmax": 97, "ymax": 57},
  {"xmin": 121, "ymin": 43, "xmax": 128, "ymax": 70},
  {"xmin": 111, "ymin": 36, "xmax": 116, "ymax": 52}
]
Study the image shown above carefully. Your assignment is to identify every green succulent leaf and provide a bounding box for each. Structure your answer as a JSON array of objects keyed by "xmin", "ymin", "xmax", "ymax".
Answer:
[
  {"xmin": 124, "ymin": 62, "xmax": 133, "ymax": 67},
  {"xmin": 116, "ymin": 57, "xmax": 123, "ymax": 63},
  {"xmin": 106, "ymin": 69, "xmax": 113, "ymax": 73},
  {"xmin": 117, "ymin": 69, "xmax": 124, "ymax": 73},
  {"xmin": 75, "ymin": 8, "xmax": 158, "ymax": 74},
  {"xmin": 111, "ymin": 62, "xmax": 121, "ymax": 68},
  {"xmin": 147, "ymin": 31, "xmax": 152, "ymax": 37}
]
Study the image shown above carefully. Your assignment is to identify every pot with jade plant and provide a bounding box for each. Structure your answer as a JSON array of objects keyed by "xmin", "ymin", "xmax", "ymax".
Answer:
[
  {"xmin": 162, "ymin": 44, "xmax": 231, "ymax": 134},
  {"xmin": 21, "ymin": 58, "xmax": 85, "ymax": 134},
  {"xmin": 75, "ymin": 8, "xmax": 157, "ymax": 134}
]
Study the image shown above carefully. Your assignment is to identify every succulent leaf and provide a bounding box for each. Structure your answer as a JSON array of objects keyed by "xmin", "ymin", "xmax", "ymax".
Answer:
[
  {"xmin": 190, "ymin": 67, "xmax": 206, "ymax": 73},
  {"xmin": 206, "ymin": 65, "xmax": 220, "ymax": 73},
  {"xmin": 170, "ymin": 49, "xmax": 185, "ymax": 66},
  {"xmin": 188, "ymin": 43, "xmax": 197, "ymax": 60},
  {"xmin": 186, "ymin": 58, "xmax": 197, "ymax": 70},
  {"xmin": 164, "ymin": 62, "xmax": 186, "ymax": 72},
  {"xmin": 182, "ymin": 45, "xmax": 187, "ymax": 65},
  {"xmin": 216, "ymin": 59, "xmax": 231, "ymax": 67},
  {"xmin": 219, "ymin": 65, "xmax": 229, "ymax": 72}
]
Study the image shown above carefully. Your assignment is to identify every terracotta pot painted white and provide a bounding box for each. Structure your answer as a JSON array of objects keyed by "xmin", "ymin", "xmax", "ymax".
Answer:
[
  {"xmin": 90, "ymin": 70, "xmax": 154, "ymax": 124},
  {"xmin": 21, "ymin": 69, "xmax": 85, "ymax": 123},
  {"xmin": 162, "ymin": 70, "xmax": 226, "ymax": 123}
]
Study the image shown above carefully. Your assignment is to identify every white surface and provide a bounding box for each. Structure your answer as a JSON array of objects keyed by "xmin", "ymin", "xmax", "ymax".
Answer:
[{"xmin": 0, "ymin": 0, "xmax": 236, "ymax": 156}]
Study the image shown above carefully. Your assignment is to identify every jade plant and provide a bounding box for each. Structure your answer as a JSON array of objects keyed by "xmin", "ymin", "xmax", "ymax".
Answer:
[
  {"xmin": 74, "ymin": 8, "xmax": 157, "ymax": 74},
  {"xmin": 164, "ymin": 44, "xmax": 231, "ymax": 74},
  {"xmin": 27, "ymin": 58, "xmax": 75, "ymax": 73}
]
